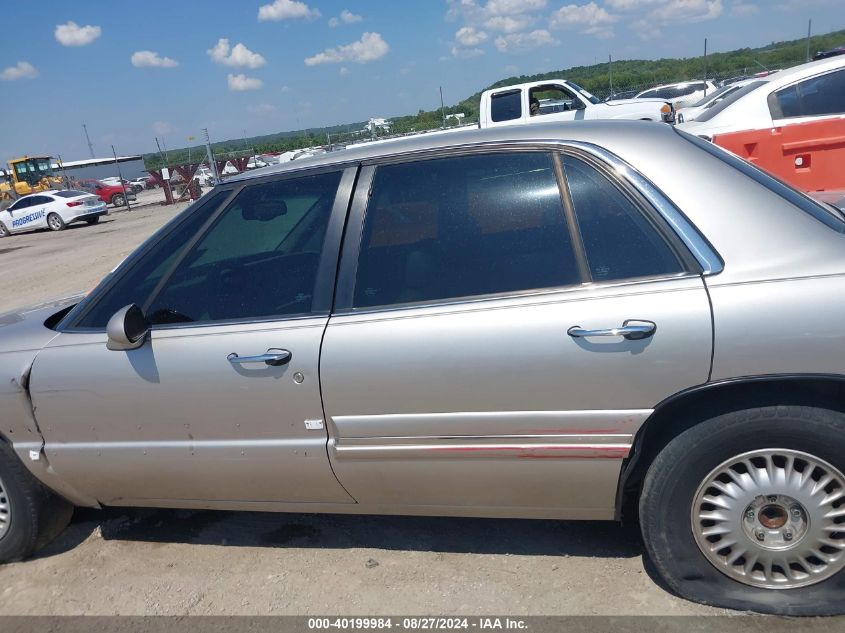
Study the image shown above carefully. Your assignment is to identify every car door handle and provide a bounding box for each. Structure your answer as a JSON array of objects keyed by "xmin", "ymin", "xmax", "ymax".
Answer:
[
  {"xmin": 567, "ymin": 320, "xmax": 656, "ymax": 341},
  {"xmin": 227, "ymin": 349, "xmax": 292, "ymax": 367}
]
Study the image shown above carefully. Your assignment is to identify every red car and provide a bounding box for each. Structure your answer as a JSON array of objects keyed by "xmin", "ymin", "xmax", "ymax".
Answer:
[{"xmin": 76, "ymin": 179, "xmax": 137, "ymax": 207}]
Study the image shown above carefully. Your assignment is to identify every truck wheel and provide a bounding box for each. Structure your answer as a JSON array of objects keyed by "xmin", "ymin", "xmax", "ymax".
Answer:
[
  {"xmin": 640, "ymin": 406, "xmax": 845, "ymax": 615},
  {"xmin": 0, "ymin": 441, "xmax": 73, "ymax": 563},
  {"xmin": 112, "ymin": 194, "xmax": 125, "ymax": 208},
  {"xmin": 46, "ymin": 213, "xmax": 66, "ymax": 231},
  {"xmin": 0, "ymin": 222, "xmax": 8, "ymax": 238}
]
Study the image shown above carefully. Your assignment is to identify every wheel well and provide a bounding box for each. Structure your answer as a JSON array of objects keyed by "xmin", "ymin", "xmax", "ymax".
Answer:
[{"xmin": 616, "ymin": 375, "xmax": 845, "ymax": 522}]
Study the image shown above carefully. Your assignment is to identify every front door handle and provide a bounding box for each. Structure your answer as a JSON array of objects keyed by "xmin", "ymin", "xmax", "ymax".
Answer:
[
  {"xmin": 227, "ymin": 348, "xmax": 292, "ymax": 367},
  {"xmin": 567, "ymin": 320, "xmax": 656, "ymax": 341}
]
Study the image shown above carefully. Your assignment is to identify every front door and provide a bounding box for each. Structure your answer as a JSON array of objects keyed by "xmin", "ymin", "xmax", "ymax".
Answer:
[
  {"xmin": 30, "ymin": 168, "xmax": 356, "ymax": 506},
  {"xmin": 321, "ymin": 149, "xmax": 713, "ymax": 519}
]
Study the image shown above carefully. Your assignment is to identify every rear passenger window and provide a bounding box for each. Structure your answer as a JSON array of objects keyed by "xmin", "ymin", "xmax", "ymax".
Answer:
[
  {"xmin": 490, "ymin": 90, "xmax": 522, "ymax": 122},
  {"xmin": 563, "ymin": 155, "xmax": 683, "ymax": 282},
  {"xmin": 770, "ymin": 69, "xmax": 845, "ymax": 119},
  {"xmin": 354, "ymin": 152, "xmax": 580, "ymax": 308}
]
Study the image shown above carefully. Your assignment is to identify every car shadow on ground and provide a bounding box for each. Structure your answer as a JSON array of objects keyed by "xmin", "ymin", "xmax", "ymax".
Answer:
[{"xmin": 35, "ymin": 506, "xmax": 645, "ymax": 560}]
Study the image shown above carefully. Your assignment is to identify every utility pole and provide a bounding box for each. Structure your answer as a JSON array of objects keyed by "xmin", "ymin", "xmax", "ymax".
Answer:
[
  {"xmin": 806, "ymin": 19, "xmax": 812, "ymax": 62},
  {"xmin": 203, "ymin": 128, "xmax": 219, "ymax": 184},
  {"xmin": 440, "ymin": 86, "xmax": 446, "ymax": 128},
  {"xmin": 608, "ymin": 54, "xmax": 613, "ymax": 98},
  {"xmin": 82, "ymin": 124, "xmax": 95, "ymax": 158},
  {"xmin": 111, "ymin": 145, "xmax": 131, "ymax": 211},
  {"xmin": 703, "ymin": 38, "xmax": 709, "ymax": 96}
]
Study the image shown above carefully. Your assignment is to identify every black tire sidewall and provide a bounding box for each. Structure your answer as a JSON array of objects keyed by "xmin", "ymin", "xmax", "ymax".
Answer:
[
  {"xmin": 47, "ymin": 213, "xmax": 64, "ymax": 231},
  {"xmin": 641, "ymin": 407, "xmax": 845, "ymax": 615},
  {"xmin": 0, "ymin": 446, "xmax": 39, "ymax": 562}
]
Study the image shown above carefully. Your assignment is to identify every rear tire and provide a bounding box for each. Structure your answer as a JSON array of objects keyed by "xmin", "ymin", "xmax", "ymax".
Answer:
[
  {"xmin": 640, "ymin": 406, "xmax": 845, "ymax": 615},
  {"xmin": 46, "ymin": 213, "xmax": 65, "ymax": 231},
  {"xmin": 0, "ymin": 441, "xmax": 73, "ymax": 563},
  {"xmin": 85, "ymin": 217, "xmax": 100, "ymax": 225}
]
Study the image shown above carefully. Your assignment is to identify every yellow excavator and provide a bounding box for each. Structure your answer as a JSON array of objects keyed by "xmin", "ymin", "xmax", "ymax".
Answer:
[{"xmin": 0, "ymin": 156, "xmax": 65, "ymax": 209}]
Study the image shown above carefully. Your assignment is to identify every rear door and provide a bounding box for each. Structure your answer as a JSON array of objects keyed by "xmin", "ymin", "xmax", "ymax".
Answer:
[{"xmin": 320, "ymin": 147, "xmax": 713, "ymax": 519}]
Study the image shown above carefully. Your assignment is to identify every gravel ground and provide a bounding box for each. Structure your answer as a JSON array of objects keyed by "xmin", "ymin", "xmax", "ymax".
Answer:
[{"xmin": 0, "ymin": 194, "xmax": 836, "ymax": 619}]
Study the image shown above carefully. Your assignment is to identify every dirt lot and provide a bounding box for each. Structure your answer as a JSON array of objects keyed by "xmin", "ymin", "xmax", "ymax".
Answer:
[{"xmin": 0, "ymin": 196, "xmax": 818, "ymax": 618}]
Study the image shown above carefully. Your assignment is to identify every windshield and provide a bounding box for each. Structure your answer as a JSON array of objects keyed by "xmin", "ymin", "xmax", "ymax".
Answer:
[
  {"xmin": 688, "ymin": 84, "xmax": 734, "ymax": 108},
  {"xmin": 567, "ymin": 81, "xmax": 600, "ymax": 105},
  {"xmin": 693, "ymin": 80, "xmax": 767, "ymax": 123},
  {"xmin": 53, "ymin": 190, "xmax": 89, "ymax": 198},
  {"xmin": 35, "ymin": 159, "xmax": 53, "ymax": 176}
]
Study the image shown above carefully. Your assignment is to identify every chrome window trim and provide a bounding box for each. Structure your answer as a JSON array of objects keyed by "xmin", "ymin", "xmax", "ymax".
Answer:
[{"xmin": 563, "ymin": 141, "xmax": 724, "ymax": 275}]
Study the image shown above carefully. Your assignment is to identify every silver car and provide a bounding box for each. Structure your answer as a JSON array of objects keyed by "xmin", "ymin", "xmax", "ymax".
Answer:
[{"xmin": 1, "ymin": 122, "xmax": 844, "ymax": 615}]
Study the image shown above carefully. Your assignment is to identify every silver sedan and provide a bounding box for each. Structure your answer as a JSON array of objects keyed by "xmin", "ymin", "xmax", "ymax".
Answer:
[{"xmin": 1, "ymin": 121, "xmax": 844, "ymax": 615}]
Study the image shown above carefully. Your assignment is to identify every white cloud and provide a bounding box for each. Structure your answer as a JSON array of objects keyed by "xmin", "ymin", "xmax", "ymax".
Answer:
[
  {"xmin": 455, "ymin": 26, "xmax": 489, "ymax": 46},
  {"xmin": 550, "ymin": 2, "xmax": 618, "ymax": 38},
  {"xmin": 339, "ymin": 66, "xmax": 351, "ymax": 76},
  {"xmin": 207, "ymin": 38, "xmax": 267, "ymax": 69},
  {"xmin": 330, "ymin": 9, "xmax": 363, "ymax": 26},
  {"xmin": 54, "ymin": 21, "xmax": 102, "ymax": 46},
  {"xmin": 452, "ymin": 46, "xmax": 485, "ymax": 58},
  {"xmin": 152, "ymin": 121, "xmax": 172, "ymax": 136},
  {"xmin": 602, "ymin": 0, "xmax": 723, "ymax": 39},
  {"xmin": 258, "ymin": 0, "xmax": 320, "ymax": 21},
  {"xmin": 486, "ymin": 0, "xmax": 547, "ymax": 13},
  {"xmin": 131, "ymin": 51, "xmax": 179, "ymax": 68},
  {"xmin": 304, "ymin": 32, "xmax": 389, "ymax": 66},
  {"xmin": 0, "ymin": 61, "xmax": 38, "ymax": 80},
  {"xmin": 494, "ymin": 29, "xmax": 558, "ymax": 53},
  {"xmin": 228, "ymin": 73, "xmax": 263, "ymax": 91},
  {"xmin": 248, "ymin": 103, "xmax": 277, "ymax": 114},
  {"xmin": 484, "ymin": 14, "xmax": 537, "ymax": 32}
]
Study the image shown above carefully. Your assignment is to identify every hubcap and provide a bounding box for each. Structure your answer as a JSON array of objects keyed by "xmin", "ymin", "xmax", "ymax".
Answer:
[
  {"xmin": 49, "ymin": 216, "xmax": 60, "ymax": 229},
  {"xmin": 0, "ymin": 473, "xmax": 10, "ymax": 541},
  {"xmin": 691, "ymin": 449, "xmax": 845, "ymax": 589}
]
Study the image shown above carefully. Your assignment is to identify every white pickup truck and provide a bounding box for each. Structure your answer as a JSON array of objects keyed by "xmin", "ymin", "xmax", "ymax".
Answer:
[{"xmin": 479, "ymin": 79, "xmax": 675, "ymax": 127}]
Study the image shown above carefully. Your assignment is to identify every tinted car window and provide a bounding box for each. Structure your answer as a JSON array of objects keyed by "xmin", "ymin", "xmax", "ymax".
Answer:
[
  {"xmin": 144, "ymin": 171, "xmax": 340, "ymax": 324},
  {"xmin": 770, "ymin": 69, "xmax": 845, "ymax": 119},
  {"xmin": 72, "ymin": 191, "xmax": 231, "ymax": 328},
  {"xmin": 563, "ymin": 155, "xmax": 683, "ymax": 282},
  {"xmin": 354, "ymin": 152, "xmax": 580, "ymax": 308},
  {"xmin": 490, "ymin": 90, "xmax": 522, "ymax": 122},
  {"xmin": 8, "ymin": 198, "xmax": 34, "ymax": 211}
]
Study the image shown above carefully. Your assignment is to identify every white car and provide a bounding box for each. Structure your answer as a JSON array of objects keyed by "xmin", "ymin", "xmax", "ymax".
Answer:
[
  {"xmin": 675, "ymin": 80, "xmax": 753, "ymax": 123},
  {"xmin": 678, "ymin": 55, "xmax": 845, "ymax": 139},
  {"xmin": 0, "ymin": 190, "xmax": 107, "ymax": 237},
  {"xmin": 636, "ymin": 80, "xmax": 718, "ymax": 109}
]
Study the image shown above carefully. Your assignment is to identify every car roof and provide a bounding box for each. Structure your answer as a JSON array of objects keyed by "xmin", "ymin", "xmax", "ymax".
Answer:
[
  {"xmin": 227, "ymin": 120, "xmax": 678, "ymax": 184},
  {"xmin": 753, "ymin": 54, "xmax": 845, "ymax": 90}
]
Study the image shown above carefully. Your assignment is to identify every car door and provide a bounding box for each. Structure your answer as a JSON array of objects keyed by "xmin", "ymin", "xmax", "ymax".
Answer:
[
  {"xmin": 320, "ymin": 148, "xmax": 714, "ymax": 519},
  {"xmin": 29, "ymin": 168, "xmax": 357, "ymax": 506}
]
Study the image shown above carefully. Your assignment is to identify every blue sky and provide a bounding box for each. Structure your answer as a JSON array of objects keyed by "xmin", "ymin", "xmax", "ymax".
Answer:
[{"xmin": 0, "ymin": 0, "xmax": 842, "ymax": 161}]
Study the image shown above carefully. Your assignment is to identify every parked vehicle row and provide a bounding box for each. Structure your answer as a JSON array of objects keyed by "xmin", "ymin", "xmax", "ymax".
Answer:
[{"xmin": 1, "ymin": 121, "xmax": 844, "ymax": 615}]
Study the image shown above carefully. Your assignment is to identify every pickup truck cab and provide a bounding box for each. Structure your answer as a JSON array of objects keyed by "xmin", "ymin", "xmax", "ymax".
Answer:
[{"xmin": 480, "ymin": 79, "xmax": 675, "ymax": 128}]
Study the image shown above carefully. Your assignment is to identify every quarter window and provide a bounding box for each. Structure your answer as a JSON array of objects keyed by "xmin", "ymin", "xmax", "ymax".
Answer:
[
  {"xmin": 353, "ymin": 152, "xmax": 580, "ymax": 308},
  {"xmin": 562, "ymin": 155, "xmax": 684, "ymax": 282}
]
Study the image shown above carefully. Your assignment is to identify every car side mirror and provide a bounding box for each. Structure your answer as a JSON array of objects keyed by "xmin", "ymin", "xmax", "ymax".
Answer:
[{"xmin": 106, "ymin": 304, "xmax": 150, "ymax": 351}]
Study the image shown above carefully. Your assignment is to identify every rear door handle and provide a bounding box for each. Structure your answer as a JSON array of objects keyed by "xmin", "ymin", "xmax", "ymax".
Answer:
[
  {"xmin": 567, "ymin": 320, "xmax": 656, "ymax": 341},
  {"xmin": 227, "ymin": 348, "xmax": 292, "ymax": 367}
]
